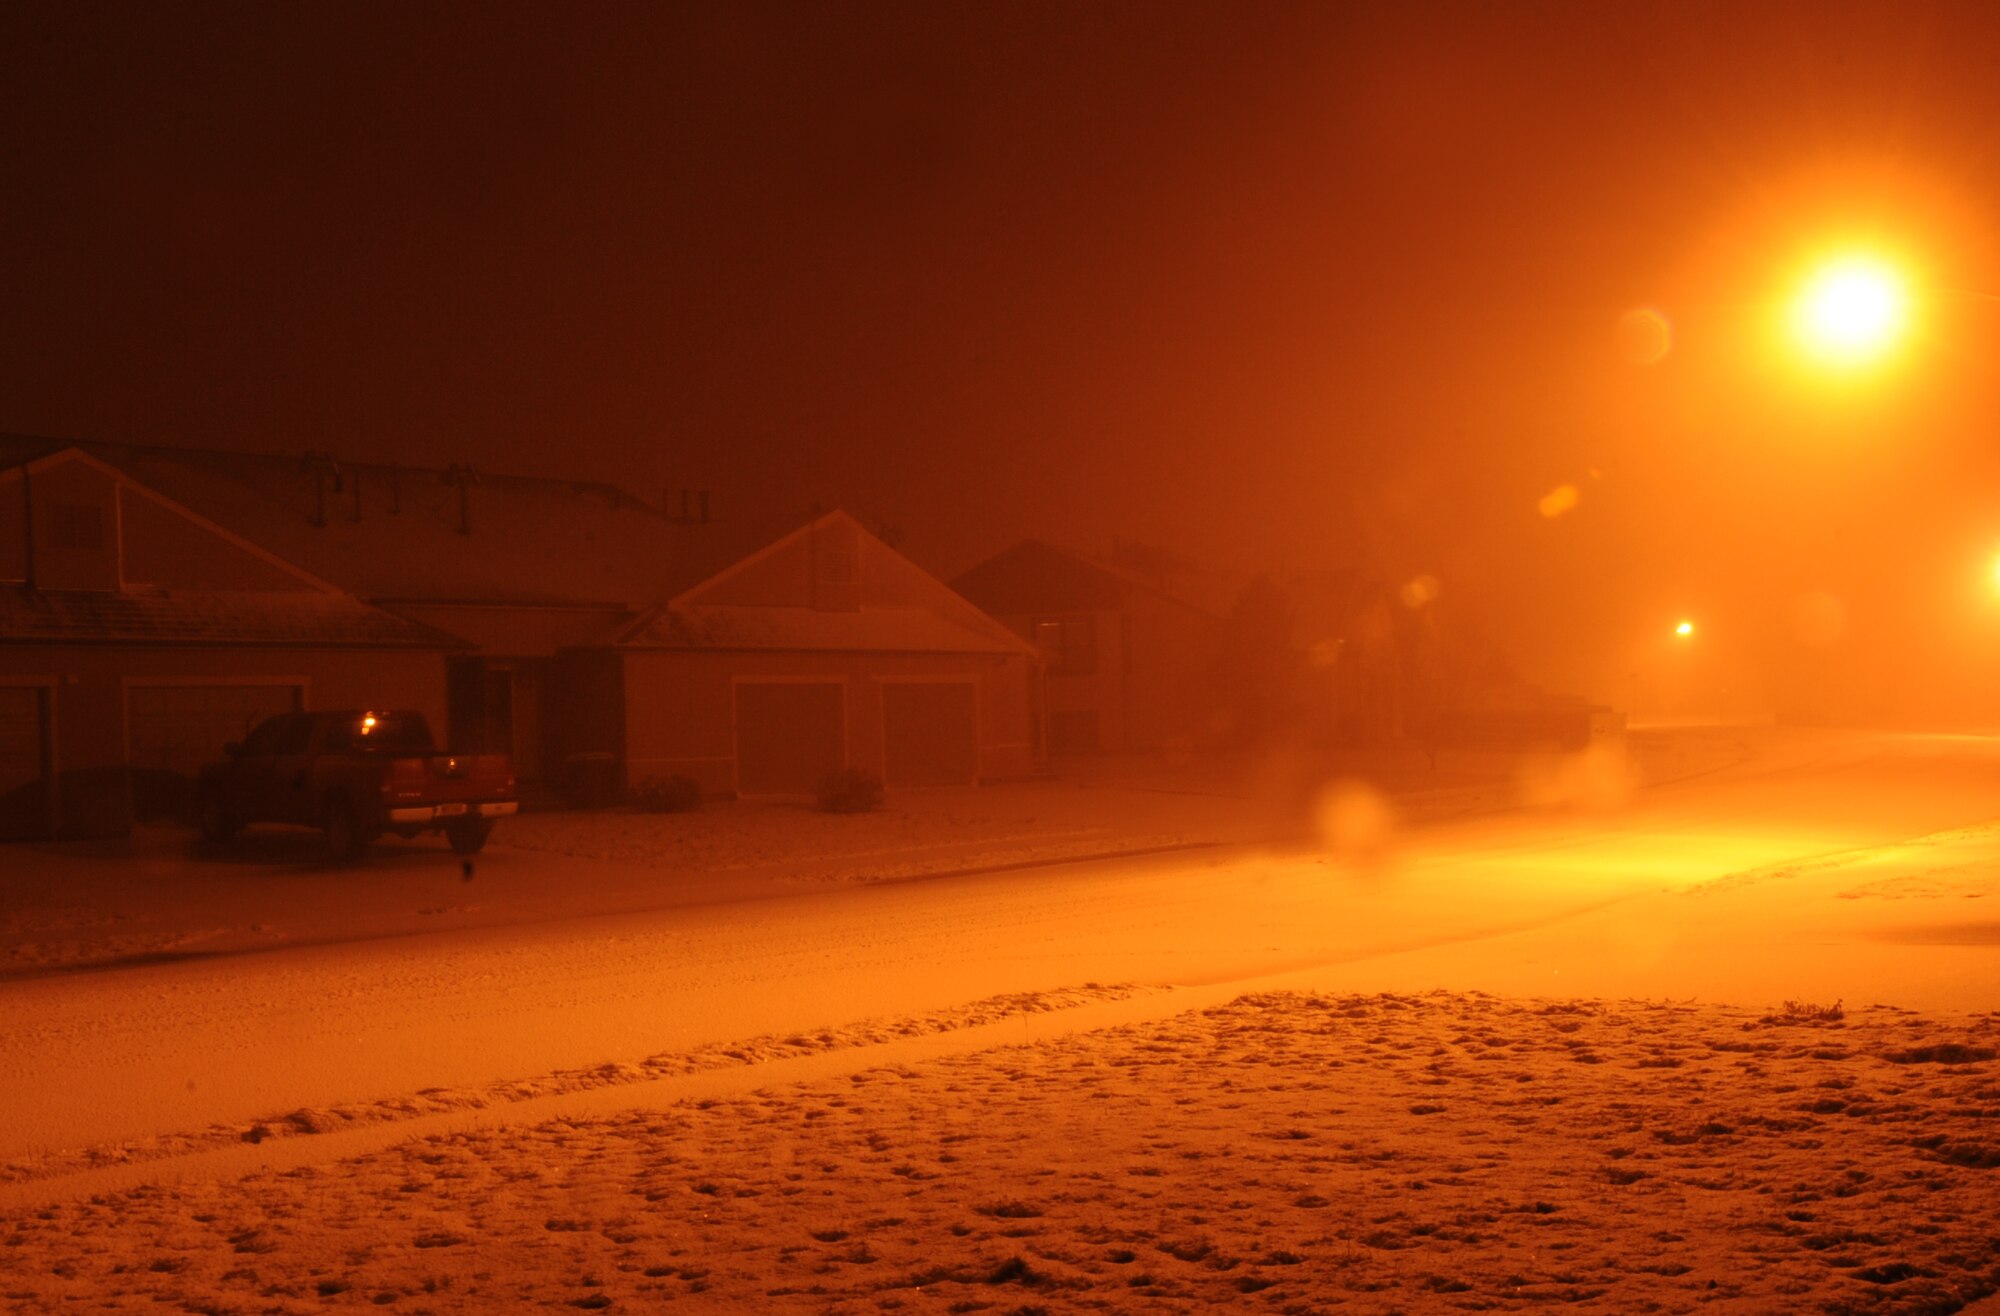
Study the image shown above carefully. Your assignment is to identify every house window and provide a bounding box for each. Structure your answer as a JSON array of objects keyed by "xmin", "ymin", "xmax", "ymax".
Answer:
[
  {"xmin": 1033, "ymin": 615, "xmax": 1097, "ymax": 675},
  {"xmin": 48, "ymin": 503, "xmax": 104, "ymax": 551}
]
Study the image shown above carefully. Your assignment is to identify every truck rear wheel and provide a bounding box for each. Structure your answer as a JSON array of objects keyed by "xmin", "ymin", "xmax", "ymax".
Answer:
[
  {"xmin": 446, "ymin": 817, "xmax": 493, "ymax": 855},
  {"xmin": 198, "ymin": 786, "xmax": 240, "ymax": 843},
  {"xmin": 325, "ymin": 797, "xmax": 369, "ymax": 862}
]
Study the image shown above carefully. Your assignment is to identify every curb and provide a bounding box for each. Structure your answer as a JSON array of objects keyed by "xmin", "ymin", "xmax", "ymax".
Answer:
[{"xmin": 868, "ymin": 838, "xmax": 1227, "ymax": 887}]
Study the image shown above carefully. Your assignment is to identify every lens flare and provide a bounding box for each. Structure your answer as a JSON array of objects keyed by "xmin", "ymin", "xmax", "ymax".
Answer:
[
  {"xmin": 1615, "ymin": 306, "xmax": 1672, "ymax": 365},
  {"xmin": 1399, "ymin": 574, "xmax": 1440, "ymax": 608},
  {"xmin": 1313, "ymin": 779, "xmax": 1397, "ymax": 866},
  {"xmin": 1538, "ymin": 484, "xmax": 1580, "ymax": 519}
]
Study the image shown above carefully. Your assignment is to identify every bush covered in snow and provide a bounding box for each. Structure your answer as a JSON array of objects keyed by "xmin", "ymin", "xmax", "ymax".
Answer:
[
  {"xmin": 631, "ymin": 775, "xmax": 702, "ymax": 813},
  {"xmin": 818, "ymin": 766, "xmax": 884, "ymax": 813}
]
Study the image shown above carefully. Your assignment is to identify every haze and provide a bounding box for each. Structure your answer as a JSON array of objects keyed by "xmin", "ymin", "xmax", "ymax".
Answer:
[
  {"xmin": 10, "ymin": 2, "xmax": 2000, "ymax": 710},
  {"xmin": 3, "ymin": 4, "xmax": 1998, "ymax": 1312}
]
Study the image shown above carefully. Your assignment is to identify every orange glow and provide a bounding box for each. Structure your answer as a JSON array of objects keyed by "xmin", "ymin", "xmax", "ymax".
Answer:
[
  {"xmin": 1537, "ymin": 483, "xmax": 1580, "ymax": 519},
  {"xmin": 1789, "ymin": 590, "xmax": 1846, "ymax": 647},
  {"xmin": 1399, "ymin": 574, "xmax": 1440, "ymax": 608},
  {"xmin": 1675, "ymin": 620, "xmax": 1694, "ymax": 637},
  {"xmin": 1790, "ymin": 255, "xmax": 1909, "ymax": 367}
]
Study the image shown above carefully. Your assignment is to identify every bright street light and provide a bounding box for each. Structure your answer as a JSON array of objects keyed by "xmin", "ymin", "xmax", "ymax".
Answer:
[
  {"xmin": 1675, "ymin": 619, "xmax": 1695, "ymax": 638},
  {"xmin": 1789, "ymin": 255, "xmax": 1911, "ymax": 368}
]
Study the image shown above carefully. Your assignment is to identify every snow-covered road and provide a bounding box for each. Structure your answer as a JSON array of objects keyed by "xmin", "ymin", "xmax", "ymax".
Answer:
[{"xmin": 4, "ymin": 727, "xmax": 1997, "ymax": 1167}]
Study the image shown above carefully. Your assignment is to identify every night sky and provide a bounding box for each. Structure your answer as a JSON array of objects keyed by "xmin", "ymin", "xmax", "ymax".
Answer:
[{"xmin": 8, "ymin": 1, "xmax": 2000, "ymax": 710}]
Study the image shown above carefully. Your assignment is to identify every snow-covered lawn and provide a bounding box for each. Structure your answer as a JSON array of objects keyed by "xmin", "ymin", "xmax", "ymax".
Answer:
[{"xmin": 3, "ymin": 988, "xmax": 1995, "ymax": 1313}]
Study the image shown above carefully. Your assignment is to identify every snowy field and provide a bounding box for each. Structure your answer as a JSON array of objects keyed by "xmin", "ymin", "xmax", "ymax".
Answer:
[
  {"xmin": 3, "ymin": 990, "xmax": 1997, "ymax": 1312},
  {"xmin": 2, "ymin": 726, "xmax": 1997, "ymax": 1312}
]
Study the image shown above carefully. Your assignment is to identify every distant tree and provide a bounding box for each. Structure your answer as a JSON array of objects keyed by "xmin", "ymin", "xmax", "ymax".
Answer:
[
  {"xmin": 1211, "ymin": 574, "xmax": 1299, "ymax": 750},
  {"xmin": 1104, "ymin": 538, "xmax": 1197, "ymax": 588}
]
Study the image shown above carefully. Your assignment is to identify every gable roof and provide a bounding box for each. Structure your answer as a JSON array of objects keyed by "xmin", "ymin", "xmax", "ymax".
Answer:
[
  {"xmin": 619, "ymin": 510, "xmax": 1035, "ymax": 656},
  {"xmin": 0, "ymin": 445, "xmax": 349, "ymax": 595},
  {"xmin": 0, "ymin": 434, "xmax": 752, "ymax": 609},
  {"xmin": 952, "ymin": 538, "xmax": 1227, "ymax": 619}
]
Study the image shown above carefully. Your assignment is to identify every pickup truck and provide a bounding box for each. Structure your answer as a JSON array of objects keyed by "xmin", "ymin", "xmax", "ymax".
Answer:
[{"xmin": 197, "ymin": 709, "xmax": 517, "ymax": 860}]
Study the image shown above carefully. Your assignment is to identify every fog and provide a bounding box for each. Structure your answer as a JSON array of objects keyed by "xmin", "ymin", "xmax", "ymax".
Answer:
[
  {"xmin": 4, "ymin": 4, "xmax": 2000, "ymax": 1311},
  {"xmin": 10, "ymin": 5, "xmax": 2000, "ymax": 713}
]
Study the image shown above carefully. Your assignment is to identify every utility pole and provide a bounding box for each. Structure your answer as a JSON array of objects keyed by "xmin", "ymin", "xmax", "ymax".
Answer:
[{"xmin": 441, "ymin": 463, "xmax": 480, "ymax": 535}]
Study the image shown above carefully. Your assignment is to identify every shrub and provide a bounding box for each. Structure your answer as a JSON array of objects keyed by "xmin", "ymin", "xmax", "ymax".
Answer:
[
  {"xmin": 818, "ymin": 766, "xmax": 884, "ymax": 813},
  {"xmin": 1765, "ymin": 999, "xmax": 1844, "ymax": 1025},
  {"xmin": 631, "ymin": 775, "xmax": 702, "ymax": 813}
]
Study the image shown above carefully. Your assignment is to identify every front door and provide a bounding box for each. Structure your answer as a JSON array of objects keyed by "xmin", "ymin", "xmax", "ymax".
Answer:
[{"xmin": 0, "ymin": 685, "xmax": 51, "ymax": 841}]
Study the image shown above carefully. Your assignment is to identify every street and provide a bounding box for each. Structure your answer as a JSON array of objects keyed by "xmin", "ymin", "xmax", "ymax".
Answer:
[{"xmin": 4, "ymin": 727, "xmax": 1996, "ymax": 1174}]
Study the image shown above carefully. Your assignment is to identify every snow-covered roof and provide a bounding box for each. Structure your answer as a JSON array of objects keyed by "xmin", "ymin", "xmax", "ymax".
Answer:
[
  {"xmin": 0, "ymin": 438, "xmax": 1033, "ymax": 658},
  {"xmin": 620, "ymin": 510, "xmax": 1036, "ymax": 656},
  {"xmin": 0, "ymin": 434, "xmax": 749, "ymax": 609},
  {"xmin": 952, "ymin": 538, "xmax": 1229, "ymax": 619},
  {"xmin": 0, "ymin": 586, "xmax": 457, "ymax": 648},
  {"xmin": 622, "ymin": 603, "xmax": 1026, "ymax": 653}
]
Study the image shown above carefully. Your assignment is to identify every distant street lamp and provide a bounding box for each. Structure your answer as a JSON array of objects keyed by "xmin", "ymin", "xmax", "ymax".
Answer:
[{"xmin": 1674, "ymin": 619, "xmax": 1695, "ymax": 638}]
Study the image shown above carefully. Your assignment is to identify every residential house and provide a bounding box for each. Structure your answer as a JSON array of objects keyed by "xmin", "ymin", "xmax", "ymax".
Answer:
[
  {"xmin": 952, "ymin": 539, "xmax": 1224, "ymax": 754},
  {"xmin": 0, "ymin": 435, "xmax": 1036, "ymax": 837},
  {"xmin": 586, "ymin": 512, "xmax": 1039, "ymax": 799},
  {"xmin": 0, "ymin": 445, "xmax": 456, "ymax": 837}
]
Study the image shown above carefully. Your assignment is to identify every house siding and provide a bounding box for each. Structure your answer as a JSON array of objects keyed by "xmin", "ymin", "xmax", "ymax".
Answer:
[{"xmin": 546, "ymin": 646, "xmax": 626, "ymax": 799}]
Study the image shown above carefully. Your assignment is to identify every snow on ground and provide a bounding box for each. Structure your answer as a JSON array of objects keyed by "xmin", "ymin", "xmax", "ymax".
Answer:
[
  {"xmin": 5, "ymin": 725, "xmax": 1995, "ymax": 1312},
  {"xmin": 3, "ymin": 989, "xmax": 1997, "ymax": 1313},
  {"xmin": 498, "ymin": 730, "xmax": 1756, "ymax": 886},
  {"xmin": 0, "ymin": 727, "xmax": 1748, "ymax": 977},
  {"xmin": 0, "ymin": 983, "xmax": 1163, "ymax": 1186}
]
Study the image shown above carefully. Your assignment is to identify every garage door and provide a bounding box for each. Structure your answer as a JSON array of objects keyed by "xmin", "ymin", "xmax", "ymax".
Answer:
[
  {"xmin": 0, "ymin": 686, "xmax": 50, "ymax": 841},
  {"xmin": 735, "ymin": 681, "xmax": 844, "ymax": 795},
  {"xmin": 882, "ymin": 682, "xmax": 978, "ymax": 787},
  {"xmin": 127, "ymin": 683, "xmax": 302, "ymax": 821}
]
